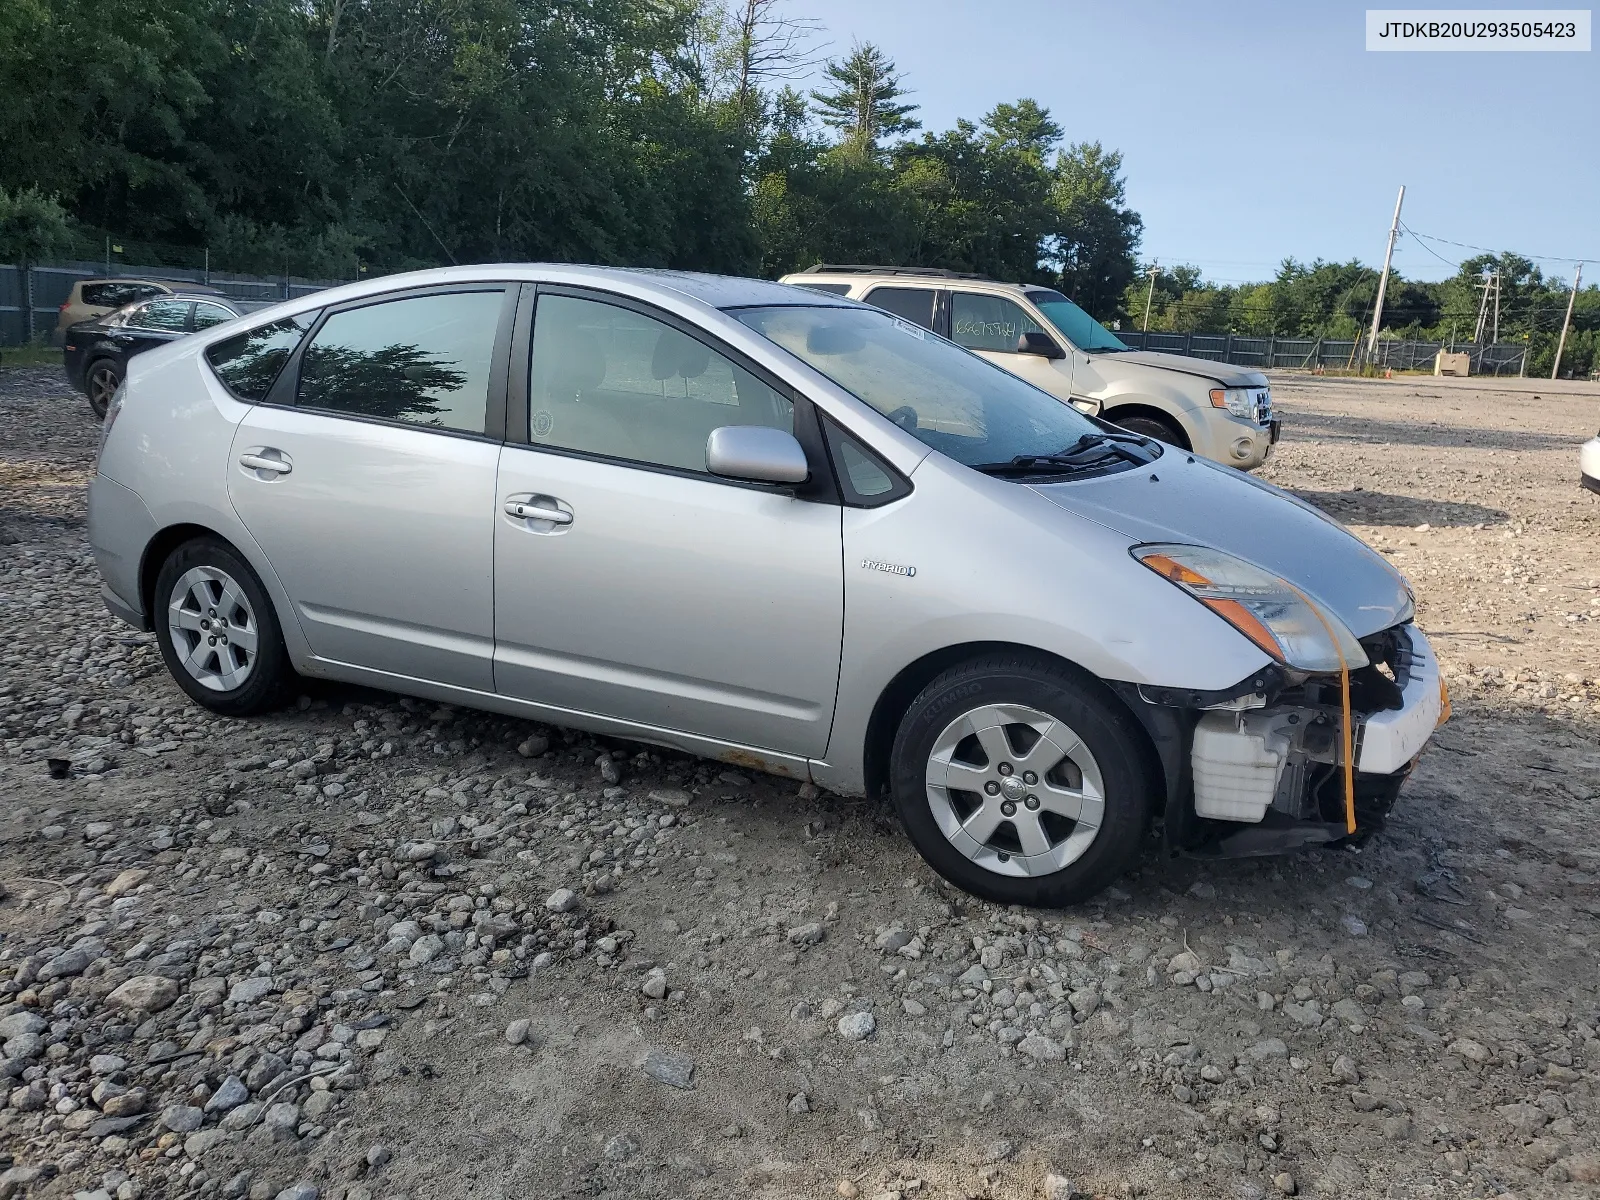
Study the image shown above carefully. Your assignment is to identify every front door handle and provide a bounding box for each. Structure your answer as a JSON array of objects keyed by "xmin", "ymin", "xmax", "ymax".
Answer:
[
  {"xmin": 240, "ymin": 451, "xmax": 292, "ymax": 475},
  {"xmin": 504, "ymin": 499, "xmax": 571, "ymax": 525}
]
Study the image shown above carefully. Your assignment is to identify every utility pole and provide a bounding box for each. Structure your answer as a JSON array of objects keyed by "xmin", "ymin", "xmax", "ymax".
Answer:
[
  {"xmin": 1552, "ymin": 262, "xmax": 1582, "ymax": 380},
  {"xmin": 1491, "ymin": 272, "xmax": 1500, "ymax": 344},
  {"xmin": 1142, "ymin": 262, "xmax": 1159, "ymax": 332},
  {"xmin": 1365, "ymin": 185, "xmax": 1404, "ymax": 367},
  {"xmin": 1473, "ymin": 272, "xmax": 1492, "ymax": 344}
]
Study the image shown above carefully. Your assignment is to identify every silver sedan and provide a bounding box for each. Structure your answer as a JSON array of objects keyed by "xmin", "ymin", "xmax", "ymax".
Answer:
[{"xmin": 89, "ymin": 266, "xmax": 1443, "ymax": 905}]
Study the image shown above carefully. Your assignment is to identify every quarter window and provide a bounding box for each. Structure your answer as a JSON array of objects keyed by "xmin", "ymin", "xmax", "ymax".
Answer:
[
  {"xmin": 191, "ymin": 302, "xmax": 236, "ymax": 330},
  {"xmin": 206, "ymin": 317, "xmax": 312, "ymax": 401},
  {"xmin": 527, "ymin": 295, "xmax": 793, "ymax": 474},
  {"xmin": 863, "ymin": 286, "xmax": 936, "ymax": 331},
  {"xmin": 127, "ymin": 300, "xmax": 192, "ymax": 332},
  {"xmin": 950, "ymin": 292, "xmax": 1044, "ymax": 353},
  {"xmin": 297, "ymin": 290, "xmax": 505, "ymax": 434}
]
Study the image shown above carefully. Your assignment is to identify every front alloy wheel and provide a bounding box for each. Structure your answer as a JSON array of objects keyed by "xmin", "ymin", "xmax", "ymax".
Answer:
[{"xmin": 890, "ymin": 654, "xmax": 1152, "ymax": 907}]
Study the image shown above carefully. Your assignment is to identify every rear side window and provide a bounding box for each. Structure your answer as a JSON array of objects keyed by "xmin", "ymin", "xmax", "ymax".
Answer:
[
  {"xmin": 296, "ymin": 290, "xmax": 505, "ymax": 434},
  {"xmin": 191, "ymin": 301, "xmax": 236, "ymax": 330},
  {"xmin": 206, "ymin": 318, "xmax": 310, "ymax": 401},
  {"xmin": 791, "ymin": 281, "xmax": 852, "ymax": 295},
  {"xmin": 864, "ymin": 286, "xmax": 936, "ymax": 330},
  {"xmin": 82, "ymin": 282, "xmax": 164, "ymax": 308}
]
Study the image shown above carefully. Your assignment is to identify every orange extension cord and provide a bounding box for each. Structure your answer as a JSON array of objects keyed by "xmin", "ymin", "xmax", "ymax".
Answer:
[{"xmin": 1288, "ymin": 584, "xmax": 1358, "ymax": 835}]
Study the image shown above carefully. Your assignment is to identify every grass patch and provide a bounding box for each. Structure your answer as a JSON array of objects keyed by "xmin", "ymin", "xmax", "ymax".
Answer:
[{"xmin": 0, "ymin": 344, "xmax": 63, "ymax": 368}]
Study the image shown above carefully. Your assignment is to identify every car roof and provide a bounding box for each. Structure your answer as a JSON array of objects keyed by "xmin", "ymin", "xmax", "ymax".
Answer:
[{"xmin": 786, "ymin": 267, "xmax": 1035, "ymax": 295}]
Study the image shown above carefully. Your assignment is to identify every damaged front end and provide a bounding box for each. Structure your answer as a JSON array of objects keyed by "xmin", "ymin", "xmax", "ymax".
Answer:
[{"xmin": 1116, "ymin": 624, "xmax": 1447, "ymax": 858}]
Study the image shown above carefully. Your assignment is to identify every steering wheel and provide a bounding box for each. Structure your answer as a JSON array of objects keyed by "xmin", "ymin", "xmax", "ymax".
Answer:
[{"xmin": 886, "ymin": 405, "xmax": 919, "ymax": 431}]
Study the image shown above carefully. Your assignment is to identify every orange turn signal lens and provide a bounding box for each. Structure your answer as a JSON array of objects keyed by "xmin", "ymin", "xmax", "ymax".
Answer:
[{"xmin": 1208, "ymin": 388, "xmax": 1227, "ymax": 409}]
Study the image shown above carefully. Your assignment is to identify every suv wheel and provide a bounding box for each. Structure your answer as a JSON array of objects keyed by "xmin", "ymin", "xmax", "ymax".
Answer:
[
  {"xmin": 86, "ymin": 359, "xmax": 122, "ymax": 419},
  {"xmin": 889, "ymin": 654, "xmax": 1153, "ymax": 906},
  {"xmin": 1111, "ymin": 412, "xmax": 1185, "ymax": 447},
  {"xmin": 153, "ymin": 537, "xmax": 293, "ymax": 716}
]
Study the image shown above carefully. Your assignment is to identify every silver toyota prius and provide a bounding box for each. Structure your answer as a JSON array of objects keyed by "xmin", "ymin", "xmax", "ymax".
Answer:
[{"xmin": 88, "ymin": 265, "xmax": 1446, "ymax": 906}]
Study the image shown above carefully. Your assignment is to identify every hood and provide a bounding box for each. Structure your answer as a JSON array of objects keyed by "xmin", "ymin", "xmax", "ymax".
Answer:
[
  {"xmin": 1031, "ymin": 454, "xmax": 1412, "ymax": 640},
  {"xmin": 1097, "ymin": 350, "xmax": 1267, "ymax": 389}
]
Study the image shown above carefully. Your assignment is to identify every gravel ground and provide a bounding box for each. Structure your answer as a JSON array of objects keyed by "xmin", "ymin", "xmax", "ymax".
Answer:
[{"xmin": 1, "ymin": 365, "xmax": 1598, "ymax": 1200}]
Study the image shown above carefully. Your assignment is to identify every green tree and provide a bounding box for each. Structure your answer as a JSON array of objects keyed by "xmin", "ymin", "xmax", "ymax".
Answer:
[
  {"xmin": 0, "ymin": 186, "xmax": 72, "ymax": 266},
  {"xmin": 1047, "ymin": 142, "xmax": 1142, "ymax": 321},
  {"xmin": 809, "ymin": 41, "xmax": 920, "ymax": 152}
]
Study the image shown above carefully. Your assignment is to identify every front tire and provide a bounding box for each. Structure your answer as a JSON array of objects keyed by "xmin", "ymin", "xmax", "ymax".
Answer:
[
  {"xmin": 889, "ymin": 654, "xmax": 1153, "ymax": 907},
  {"xmin": 153, "ymin": 537, "xmax": 293, "ymax": 716},
  {"xmin": 1109, "ymin": 412, "xmax": 1186, "ymax": 447},
  {"xmin": 86, "ymin": 359, "xmax": 122, "ymax": 419}
]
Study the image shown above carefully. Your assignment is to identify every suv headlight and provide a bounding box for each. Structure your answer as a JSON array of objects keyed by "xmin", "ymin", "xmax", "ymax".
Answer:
[
  {"xmin": 1208, "ymin": 387, "xmax": 1259, "ymax": 419},
  {"xmin": 1133, "ymin": 544, "xmax": 1369, "ymax": 673}
]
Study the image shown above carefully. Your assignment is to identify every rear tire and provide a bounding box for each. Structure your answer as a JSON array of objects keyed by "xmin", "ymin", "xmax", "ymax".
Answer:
[
  {"xmin": 1109, "ymin": 412, "xmax": 1186, "ymax": 448},
  {"xmin": 86, "ymin": 359, "xmax": 122, "ymax": 419},
  {"xmin": 888, "ymin": 654, "xmax": 1153, "ymax": 907},
  {"xmin": 153, "ymin": 537, "xmax": 293, "ymax": 716}
]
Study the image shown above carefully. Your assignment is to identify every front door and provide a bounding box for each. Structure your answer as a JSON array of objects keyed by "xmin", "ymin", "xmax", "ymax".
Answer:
[
  {"xmin": 492, "ymin": 290, "xmax": 844, "ymax": 758},
  {"xmin": 949, "ymin": 290, "xmax": 1076, "ymax": 396},
  {"xmin": 228, "ymin": 286, "xmax": 513, "ymax": 690}
]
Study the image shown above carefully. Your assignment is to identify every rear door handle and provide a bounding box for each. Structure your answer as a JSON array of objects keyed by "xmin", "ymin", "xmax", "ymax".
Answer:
[
  {"xmin": 504, "ymin": 499, "xmax": 571, "ymax": 525},
  {"xmin": 240, "ymin": 451, "xmax": 292, "ymax": 476}
]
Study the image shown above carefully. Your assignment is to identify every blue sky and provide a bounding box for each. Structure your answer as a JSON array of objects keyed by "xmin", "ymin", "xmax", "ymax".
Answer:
[{"xmin": 784, "ymin": 0, "xmax": 1599, "ymax": 284}]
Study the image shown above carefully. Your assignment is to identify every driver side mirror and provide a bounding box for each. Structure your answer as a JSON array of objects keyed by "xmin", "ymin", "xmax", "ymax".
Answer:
[
  {"xmin": 1017, "ymin": 330, "xmax": 1065, "ymax": 360},
  {"xmin": 706, "ymin": 426, "xmax": 810, "ymax": 484}
]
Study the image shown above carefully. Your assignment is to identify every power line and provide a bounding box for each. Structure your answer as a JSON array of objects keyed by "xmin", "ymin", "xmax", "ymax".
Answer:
[{"xmin": 1398, "ymin": 225, "xmax": 1598, "ymax": 268}]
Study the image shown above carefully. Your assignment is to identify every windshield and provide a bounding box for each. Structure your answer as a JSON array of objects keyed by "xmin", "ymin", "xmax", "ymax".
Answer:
[
  {"xmin": 733, "ymin": 305, "xmax": 1103, "ymax": 468},
  {"xmin": 1028, "ymin": 289, "xmax": 1129, "ymax": 353}
]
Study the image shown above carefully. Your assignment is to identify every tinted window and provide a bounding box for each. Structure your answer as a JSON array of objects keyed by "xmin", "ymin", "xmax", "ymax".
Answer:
[
  {"xmin": 191, "ymin": 301, "xmax": 236, "ymax": 330},
  {"xmin": 126, "ymin": 300, "xmax": 192, "ymax": 332},
  {"xmin": 823, "ymin": 419, "xmax": 903, "ymax": 503},
  {"xmin": 82, "ymin": 282, "xmax": 164, "ymax": 308},
  {"xmin": 206, "ymin": 317, "xmax": 311, "ymax": 401},
  {"xmin": 297, "ymin": 290, "xmax": 504, "ymax": 433},
  {"xmin": 528, "ymin": 295, "xmax": 792, "ymax": 473},
  {"xmin": 864, "ymin": 286, "xmax": 936, "ymax": 330},
  {"xmin": 791, "ymin": 281, "xmax": 852, "ymax": 295},
  {"xmin": 950, "ymin": 292, "xmax": 1044, "ymax": 353},
  {"xmin": 734, "ymin": 305, "xmax": 1100, "ymax": 469}
]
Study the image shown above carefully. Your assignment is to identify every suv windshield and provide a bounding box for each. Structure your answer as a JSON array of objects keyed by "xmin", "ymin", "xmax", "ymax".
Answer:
[
  {"xmin": 1027, "ymin": 289, "xmax": 1129, "ymax": 353},
  {"xmin": 733, "ymin": 305, "xmax": 1105, "ymax": 468}
]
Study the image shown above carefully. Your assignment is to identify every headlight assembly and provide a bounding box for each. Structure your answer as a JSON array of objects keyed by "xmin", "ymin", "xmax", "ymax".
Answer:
[
  {"xmin": 1208, "ymin": 387, "xmax": 1259, "ymax": 419},
  {"xmin": 1133, "ymin": 543, "xmax": 1369, "ymax": 673}
]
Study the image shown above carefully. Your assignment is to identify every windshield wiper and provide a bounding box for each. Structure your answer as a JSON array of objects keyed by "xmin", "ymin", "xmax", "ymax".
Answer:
[{"xmin": 971, "ymin": 432, "xmax": 1156, "ymax": 477}]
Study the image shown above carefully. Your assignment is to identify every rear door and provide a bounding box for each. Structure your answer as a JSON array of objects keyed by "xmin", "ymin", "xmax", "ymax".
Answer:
[
  {"xmin": 491, "ymin": 287, "xmax": 845, "ymax": 757},
  {"xmin": 227, "ymin": 285, "xmax": 515, "ymax": 690}
]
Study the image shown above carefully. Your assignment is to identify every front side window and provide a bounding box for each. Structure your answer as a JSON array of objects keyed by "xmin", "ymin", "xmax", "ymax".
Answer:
[
  {"xmin": 527, "ymin": 295, "xmax": 792, "ymax": 473},
  {"xmin": 1028, "ymin": 289, "xmax": 1129, "ymax": 353},
  {"xmin": 127, "ymin": 300, "xmax": 191, "ymax": 332},
  {"xmin": 191, "ymin": 302, "xmax": 236, "ymax": 330},
  {"xmin": 206, "ymin": 317, "xmax": 312, "ymax": 401},
  {"xmin": 297, "ymin": 290, "xmax": 504, "ymax": 434},
  {"xmin": 734, "ymin": 305, "xmax": 1100, "ymax": 469},
  {"xmin": 950, "ymin": 292, "xmax": 1044, "ymax": 353},
  {"xmin": 864, "ymin": 286, "xmax": 936, "ymax": 331}
]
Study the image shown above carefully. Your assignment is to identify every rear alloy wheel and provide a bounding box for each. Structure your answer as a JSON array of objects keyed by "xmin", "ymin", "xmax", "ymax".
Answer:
[
  {"xmin": 154, "ymin": 538, "xmax": 292, "ymax": 716},
  {"xmin": 86, "ymin": 359, "xmax": 122, "ymax": 419},
  {"xmin": 889, "ymin": 655, "xmax": 1152, "ymax": 906}
]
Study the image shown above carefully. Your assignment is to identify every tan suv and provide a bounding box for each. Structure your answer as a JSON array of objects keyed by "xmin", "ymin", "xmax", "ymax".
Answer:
[
  {"xmin": 54, "ymin": 278, "xmax": 224, "ymax": 344},
  {"xmin": 780, "ymin": 265, "xmax": 1280, "ymax": 469}
]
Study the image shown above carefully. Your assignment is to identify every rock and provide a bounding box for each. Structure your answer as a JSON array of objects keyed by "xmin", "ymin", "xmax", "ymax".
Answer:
[
  {"xmin": 1314, "ymin": 1155, "xmax": 1366, "ymax": 1194},
  {"xmin": 649, "ymin": 788, "xmax": 692, "ymax": 807},
  {"xmin": 787, "ymin": 1092, "xmax": 810, "ymax": 1114},
  {"xmin": 1282, "ymin": 1001, "xmax": 1322, "ymax": 1028},
  {"xmin": 90, "ymin": 1054, "xmax": 128, "ymax": 1075},
  {"xmin": 1067, "ymin": 986, "xmax": 1100, "ymax": 1018},
  {"xmin": 837, "ymin": 1183, "xmax": 860, "ymax": 1199},
  {"xmin": 505, "ymin": 1019, "xmax": 531, "ymax": 1045},
  {"xmin": 1496, "ymin": 1103, "xmax": 1549, "ymax": 1136},
  {"xmin": 264, "ymin": 1101, "xmax": 301, "ymax": 1137},
  {"xmin": 1331, "ymin": 1055, "xmax": 1360, "ymax": 1084},
  {"xmin": 545, "ymin": 888, "xmax": 578, "ymax": 914},
  {"xmin": 205, "ymin": 1076, "xmax": 249, "ymax": 1113},
  {"xmin": 1249, "ymin": 1038, "xmax": 1289, "ymax": 1061},
  {"xmin": 902, "ymin": 998, "xmax": 925, "ymax": 1017},
  {"xmin": 786, "ymin": 922, "xmax": 824, "ymax": 946},
  {"xmin": 408, "ymin": 935, "xmax": 444, "ymax": 965},
  {"xmin": 228, "ymin": 977, "xmax": 273, "ymax": 1004},
  {"xmin": 183, "ymin": 1128, "xmax": 227, "ymax": 1157},
  {"xmin": 1331, "ymin": 998, "xmax": 1367, "ymax": 1027},
  {"xmin": 1565, "ymin": 1154, "xmax": 1600, "ymax": 1183},
  {"xmin": 517, "ymin": 734, "xmax": 548, "ymax": 757},
  {"xmin": 1345, "ymin": 876, "xmax": 1373, "ymax": 890},
  {"xmin": 1017, "ymin": 1033, "xmax": 1066, "ymax": 1063},
  {"xmin": 104, "ymin": 868, "xmax": 149, "ymax": 897},
  {"xmin": 106, "ymin": 976, "xmax": 180, "ymax": 1013},
  {"xmin": 302, "ymin": 1091, "xmax": 336, "ymax": 1121},
  {"xmin": 1172, "ymin": 1083, "xmax": 1196, "ymax": 1103},
  {"xmin": 1043, "ymin": 1173, "xmax": 1074, "ymax": 1200},
  {"xmin": 162, "ymin": 1104, "xmax": 204, "ymax": 1133},
  {"xmin": 642, "ymin": 1047, "xmax": 695, "ymax": 1089},
  {"xmin": 602, "ymin": 1132, "xmax": 638, "ymax": 1162},
  {"xmin": 1448, "ymin": 1038, "xmax": 1491, "ymax": 1063},
  {"xmin": 0, "ymin": 1013, "xmax": 46, "ymax": 1041},
  {"xmin": 1274, "ymin": 1172, "xmax": 1297, "ymax": 1195},
  {"xmin": 874, "ymin": 928, "xmax": 913, "ymax": 954},
  {"xmin": 100, "ymin": 1088, "xmax": 146, "ymax": 1117},
  {"xmin": 1339, "ymin": 914, "xmax": 1367, "ymax": 936},
  {"xmin": 40, "ymin": 947, "xmax": 93, "ymax": 979},
  {"xmin": 640, "ymin": 971, "xmax": 668, "ymax": 1000},
  {"xmin": 837, "ymin": 1012, "xmax": 876, "ymax": 1041},
  {"xmin": 1167, "ymin": 950, "xmax": 1201, "ymax": 975},
  {"xmin": 274, "ymin": 1186, "xmax": 318, "ymax": 1200}
]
